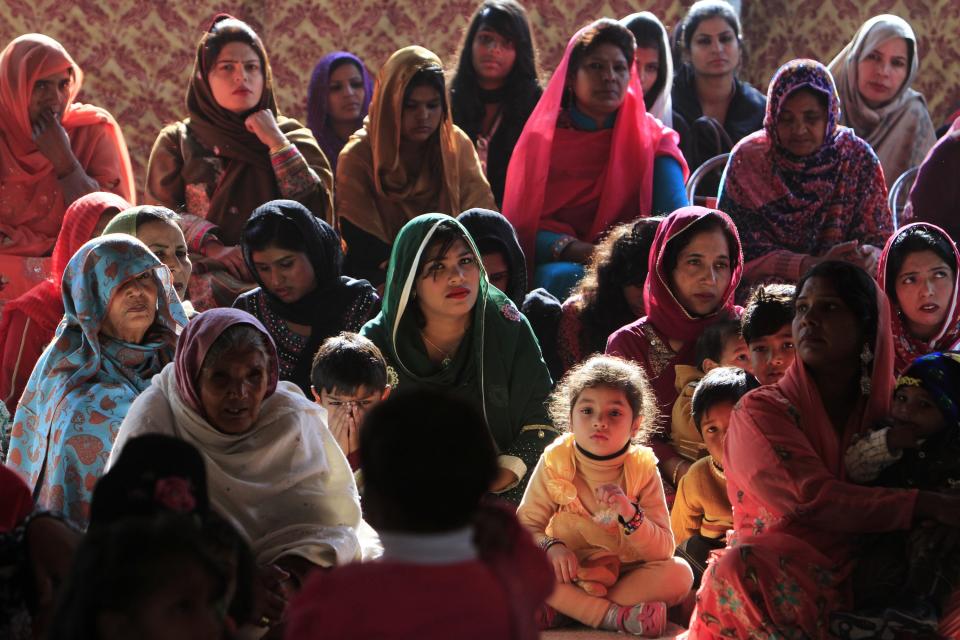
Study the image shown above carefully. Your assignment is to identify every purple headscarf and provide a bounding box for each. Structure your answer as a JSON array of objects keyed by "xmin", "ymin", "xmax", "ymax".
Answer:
[
  {"xmin": 174, "ymin": 308, "xmax": 279, "ymax": 416},
  {"xmin": 306, "ymin": 52, "xmax": 373, "ymax": 174}
]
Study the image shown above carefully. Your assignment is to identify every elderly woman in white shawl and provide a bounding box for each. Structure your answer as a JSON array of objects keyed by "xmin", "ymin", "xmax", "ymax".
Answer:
[{"xmin": 109, "ymin": 307, "xmax": 361, "ymax": 631}]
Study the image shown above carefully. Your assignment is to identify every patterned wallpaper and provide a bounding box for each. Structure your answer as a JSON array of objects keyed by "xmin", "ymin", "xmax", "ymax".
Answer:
[{"xmin": 1, "ymin": 0, "xmax": 956, "ymax": 198}]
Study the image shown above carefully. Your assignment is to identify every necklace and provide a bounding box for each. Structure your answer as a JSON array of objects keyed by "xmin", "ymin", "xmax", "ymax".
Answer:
[{"xmin": 421, "ymin": 331, "xmax": 455, "ymax": 367}]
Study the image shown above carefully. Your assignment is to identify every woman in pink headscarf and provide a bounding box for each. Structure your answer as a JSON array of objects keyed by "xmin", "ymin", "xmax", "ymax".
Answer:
[
  {"xmin": 686, "ymin": 261, "xmax": 960, "ymax": 639},
  {"xmin": 0, "ymin": 34, "xmax": 134, "ymax": 301},
  {"xmin": 501, "ymin": 18, "xmax": 687, "ymax": 300}
]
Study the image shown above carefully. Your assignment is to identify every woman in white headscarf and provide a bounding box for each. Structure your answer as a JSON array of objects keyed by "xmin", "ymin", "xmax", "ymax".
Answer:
[{"xmin": 828, "ymin": 14, "xmax": 937, "ymax": 187}]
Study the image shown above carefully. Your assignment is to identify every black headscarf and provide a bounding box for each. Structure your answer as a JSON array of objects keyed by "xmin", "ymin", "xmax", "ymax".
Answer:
[
  {"xmin": 457, "ymin": 208, "xmax": 527, "ymax": 305},
  {"xmin": 242, "ymin": 200, "xmax": 377, "ymax": 391}
]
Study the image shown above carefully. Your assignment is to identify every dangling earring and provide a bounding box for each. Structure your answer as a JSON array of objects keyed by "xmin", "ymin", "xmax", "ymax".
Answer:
[{"xmin": 859, "ymin": 343, "xmax": 873, "ymax": 395}]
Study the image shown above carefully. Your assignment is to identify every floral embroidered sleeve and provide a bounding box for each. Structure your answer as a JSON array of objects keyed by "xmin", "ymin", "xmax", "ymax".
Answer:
[
  {"xmin": 178, "ymin": 214, "xmax": 219, "ymax": 254},
  {"xmin": 271, "ymin": 144, "xmax": 322, "ymax": 202}
]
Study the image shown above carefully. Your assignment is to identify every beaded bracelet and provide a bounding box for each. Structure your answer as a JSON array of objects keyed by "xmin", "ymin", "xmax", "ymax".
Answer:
[
  {"xmin": 539, "ymin": 536, "xmax": 565, "ymax": 552},
  {"xmin": 550, "ymin": 235, "xmax": 576, "ymax": 260},
  {"xmin": 618, "ymin": 503, "xmax": 644, "ymax": 535}
]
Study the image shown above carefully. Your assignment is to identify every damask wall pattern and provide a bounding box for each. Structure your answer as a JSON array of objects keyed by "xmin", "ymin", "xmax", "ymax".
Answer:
[{"xmin": 1, "ymin": 0, "xmax": 956, "ymax": 197}]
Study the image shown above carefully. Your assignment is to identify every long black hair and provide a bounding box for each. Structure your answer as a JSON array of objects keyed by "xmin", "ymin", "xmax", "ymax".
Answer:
[
  {"xmin": 575, "ymin": 218, "xmax": 662, "ymax": 356},
  {"xmin": 450, "ymin": 0, "xmax": 542, "ymax": 204}
]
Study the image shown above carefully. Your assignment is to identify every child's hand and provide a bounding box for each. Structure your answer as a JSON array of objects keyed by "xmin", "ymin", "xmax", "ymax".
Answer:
[
  {"xmin": 328, "ymin": 404, "xmax": 360, "ymax": 457},
  {"xmin": 595, "ymin": 483, "xmax": 635, "ymax": 520},
  {"xmin": 547, "ymin": 543, "xmax": 579, "ymax": 583},
  {"xmin": 886, "ymin": 424, "xmax": 920, "ymax": 451}
]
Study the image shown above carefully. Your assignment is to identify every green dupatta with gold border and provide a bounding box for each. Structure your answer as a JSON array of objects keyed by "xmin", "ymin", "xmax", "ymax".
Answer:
[{"xmin": 360, "ymin": 213, "xmax": 556, "ymax": 502}]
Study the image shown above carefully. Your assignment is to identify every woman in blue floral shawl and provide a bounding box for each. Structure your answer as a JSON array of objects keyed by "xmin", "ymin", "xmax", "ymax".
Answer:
[{"xmin": 4, "ymin": 235, "xmax": 186, "ymax": 528}]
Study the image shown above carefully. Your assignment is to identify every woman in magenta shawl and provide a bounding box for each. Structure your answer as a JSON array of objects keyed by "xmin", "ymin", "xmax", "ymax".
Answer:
[{"xmin": 501, "ymin": 18, "xmax": 688, "ymax": 300}]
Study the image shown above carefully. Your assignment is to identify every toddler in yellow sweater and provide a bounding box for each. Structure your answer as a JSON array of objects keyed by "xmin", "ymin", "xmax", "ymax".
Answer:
[
  {"xmin": 671, "ymin": 366, "xmax": 758, "ymax": 587},
  {"xmin": 518, "ymin": 355, "xmax": 692, "ymax": 637}
]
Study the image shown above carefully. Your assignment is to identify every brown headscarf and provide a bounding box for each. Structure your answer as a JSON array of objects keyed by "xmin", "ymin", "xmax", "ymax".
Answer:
[
  {"xmin": 336, "ymin": 46, "xmax": 495, "ymax": 244},
  {"xmin": 184, "ymin": 17, "xmax": 333, "ymax": 242},
  {"xmin": 828, "ymin": 15, "xmax": 937, "ymax": 187},
  {"xmin": 0, "ymin": 34, "xmax": 135, "ymax": 256}
]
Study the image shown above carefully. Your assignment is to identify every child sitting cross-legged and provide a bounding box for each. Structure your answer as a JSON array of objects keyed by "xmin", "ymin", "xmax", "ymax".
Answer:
[
  {"xmin": 836, "ymin": 352, "xmax": 960, "ymax": 636},
  {"xmin": 670, "ymin": 319, "xmax": 751, "ymax": 464},
  {"xmin": 741, "ymin": 283, "xmax": 796, "ymax": 386},
  {"xmin": 518, "ymin": 355, "xmax": 693, "ymax": 637},
  {"xmin": 671, "ymin": 366, "xmax": 759, "ymax": 588},
  {"xmin": 286, "ymin": 389, "xmax": 554, "ymax": 640},
  {"xmin": 310, "ymin": 332, "xmax": 391, "ymax": 474}
]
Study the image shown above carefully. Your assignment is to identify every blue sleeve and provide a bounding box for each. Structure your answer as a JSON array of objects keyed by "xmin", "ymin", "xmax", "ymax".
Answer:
[
  {"xmin": 535, "ymin": 230, "xmax": 569, "ymax": 265},
  {"xmin": 651, "ymin": 156, "xmax": 689, "ymax": 214}
]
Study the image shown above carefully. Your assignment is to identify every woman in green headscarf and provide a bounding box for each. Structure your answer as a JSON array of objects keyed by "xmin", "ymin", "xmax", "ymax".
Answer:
[{"xmin": 360, "ymin": 213, "xmax": 556, "ymax": 503}]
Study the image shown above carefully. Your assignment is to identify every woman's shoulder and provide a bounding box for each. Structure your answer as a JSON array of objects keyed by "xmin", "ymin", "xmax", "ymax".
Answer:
[
  {"xmin": 232, "ymin": 287, "xmax": 265, "ymax": 313},
  {"xmin": 736, "ymin": 79, "xmax": 767, "ymax": 106},
  {"xmin": 155, "ymin": 120, "xmax": 190, "ymax": 142},
  {"xmin": 337, "ymin": 130, "xmax": 373, "ymax": 169}
]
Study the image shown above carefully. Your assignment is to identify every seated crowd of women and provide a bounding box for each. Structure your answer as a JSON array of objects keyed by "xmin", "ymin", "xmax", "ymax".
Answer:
[{"xmin": 2, "ymin": 0, "xmax": 960, "ymax": 638}]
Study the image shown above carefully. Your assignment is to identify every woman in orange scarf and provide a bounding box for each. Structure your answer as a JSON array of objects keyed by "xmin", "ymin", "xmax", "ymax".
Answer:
[
  {"xmin": 336, "ymin": 46, "xmax": 496, "ymax": 287},
  {"xmin": 0, "ymin": 34, "xmax": 134, "ymax": 301}
]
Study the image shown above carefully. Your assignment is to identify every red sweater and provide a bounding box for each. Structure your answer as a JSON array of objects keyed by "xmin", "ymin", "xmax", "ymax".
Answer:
[{"xmin": 285, "ymin": 514, "xmax": 552, "ymax": 640}]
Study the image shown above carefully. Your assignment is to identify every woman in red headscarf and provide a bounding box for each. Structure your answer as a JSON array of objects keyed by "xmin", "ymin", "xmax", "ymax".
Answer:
[
  {"xmin": 0, "ymin": 192, "xmax": 130, "ymax": 416},
  {"xmin": 606, "ymin": 207, "xmax": 742, "ymax": 488},
  {"xmin": 501, "ymin": 18, "xmax": 688, "ymax": 301},
  {"xmin": 0, "ymin": 34, "xmax": 134, "ymax": 302}
]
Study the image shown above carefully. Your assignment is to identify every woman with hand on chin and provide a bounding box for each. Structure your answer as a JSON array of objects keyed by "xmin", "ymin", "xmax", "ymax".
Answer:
[
  {"xmin": 0, "ymin": 34, "xmax": 134, "ymax": 305},
  {"xmin": 146, "ymin": 15, "xmax": 333, "ymax": 310},
  {"xmin": 361, "ymin": 214, "xmax": 556, "ymax": 504}
]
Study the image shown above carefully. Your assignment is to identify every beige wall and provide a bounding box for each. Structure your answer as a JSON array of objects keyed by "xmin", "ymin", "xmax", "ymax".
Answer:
[{"xmin": 2, "ymin": 0, "xmax": 955, "ymax": 197}]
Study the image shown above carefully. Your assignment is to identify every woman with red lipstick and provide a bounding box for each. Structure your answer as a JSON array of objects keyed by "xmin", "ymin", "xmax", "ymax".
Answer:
[
  {"xmin": 877, "ymin": 223, "xmax": 960, "ymax": 375},
  {"xmin": 671, "ymin": 1, "xmax": 765, "ymax": 174},
  {"xmin": 605, "ymin": 206, "xmax": 742, "ymax": 489},
  {"xmin": 0, "ymin": 192, "xmax": 130, "ymax": 420},
  {"xmin": 360, "ymin": 214, "xmax": 556, "ymax": 505},
  {"xmin": 450, "ymin": 0, "xmax": 542, "ymax": 207},
  {"xmin": 719, "ymin": 59, "xmax": 892, "ymax": 287},
  {"xmin": 306, "ymin": 52, "xmax": 373, "ymax": 177},
  {"xmin": 146, "ymin": 16, "xmax": 333, "ymax": 310},
  {"xmin": 338, "ymin": 47, "xmax": 495, "ymax": 289},
  {"xmin": 685, "ymin": 261, "xmax": 960, "ymax": 639},
  {"xmin": 829, "ymin": 15, "xmax": 937, "ymax": 189},
  {"xmin": 5, "ymin": 235, "xmax": 186, "ymax": 529},
  {"xmin": 502, "ymin": 19, "xmax": 688, "ymax": 302},
  {"xmin": 236, "ymin": 199, "xmax": 377, "ymax": 396}
]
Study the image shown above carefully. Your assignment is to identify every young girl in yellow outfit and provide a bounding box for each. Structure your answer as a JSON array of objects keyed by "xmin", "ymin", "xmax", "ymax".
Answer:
[{"xmin": 518, "ymin": 355, "xmax": 693, "ymax": 636}]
